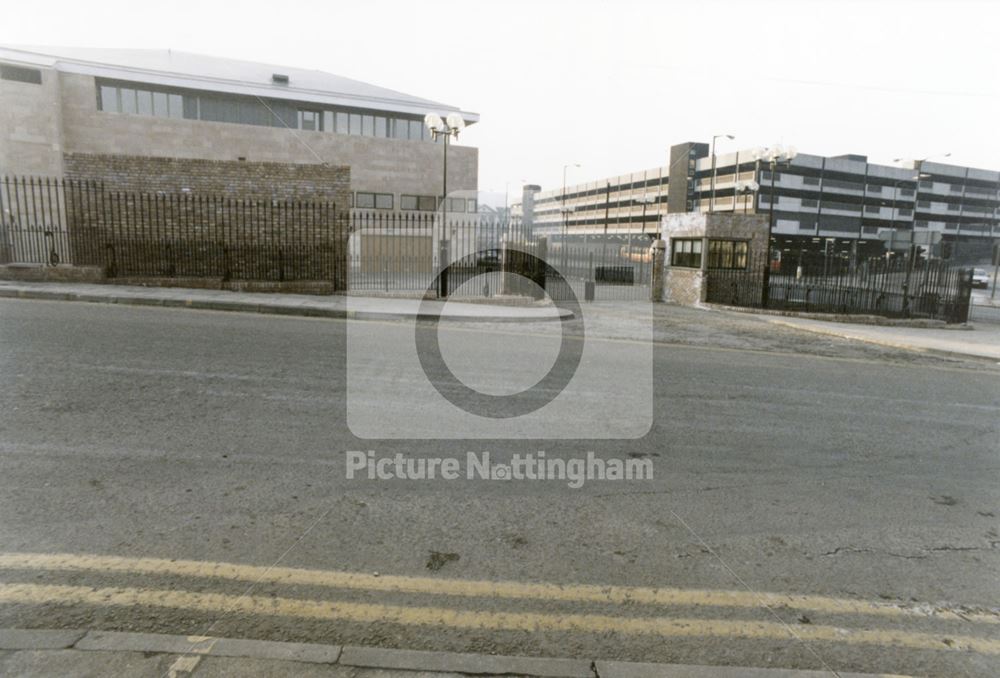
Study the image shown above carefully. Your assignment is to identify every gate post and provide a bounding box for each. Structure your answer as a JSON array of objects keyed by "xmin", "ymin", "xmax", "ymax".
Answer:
[
  {"xmin": 438, "ymin": 238, "xmax": 450, "ymax": 298},
  {"xmin": 650, "ymin": 239, "xmax": 666, "ymax": 302}
]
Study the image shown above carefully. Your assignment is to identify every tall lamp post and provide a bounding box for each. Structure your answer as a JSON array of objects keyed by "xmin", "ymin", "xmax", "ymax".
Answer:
[
  {"xmin": 759, "ymin": 145, "xmax": 798, "ymax": 271},
  {"xmin": 893, "ymin": 152, "xmax": 950, "ymax": 258},
  {"xmin": 709, "ymin": 134, "xmax": 735, "ymax": 212},
  {"xmin": 424, "ymin": 112, "xmax": 465, "ymax": 297},
  {"xmin": 735, "ymin": 180, "xmax": 759, "ymax": 214},
  {"xmin": 562, "ymin": 163, "xmax": 580, "ymax": 268}
]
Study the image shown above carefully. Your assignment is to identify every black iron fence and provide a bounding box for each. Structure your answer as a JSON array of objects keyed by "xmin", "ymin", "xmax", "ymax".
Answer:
[{"xmin": 706, "ymin": 251, "xmax": 974, "ymax": 323}]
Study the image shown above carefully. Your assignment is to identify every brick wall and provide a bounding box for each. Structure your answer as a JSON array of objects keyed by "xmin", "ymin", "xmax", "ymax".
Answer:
[{"xmin": 62, "ymin": 153, "xmax": 351, "ymax": 288}]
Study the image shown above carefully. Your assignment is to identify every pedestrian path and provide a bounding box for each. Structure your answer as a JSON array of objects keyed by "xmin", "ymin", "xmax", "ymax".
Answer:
[
  {"xmin": 762, "ymin": 315, "xmax": 1000, "ymax": 361},
  {"xmin": 0, "ymin": 281, "xmax": 570, "ymax": 322}
]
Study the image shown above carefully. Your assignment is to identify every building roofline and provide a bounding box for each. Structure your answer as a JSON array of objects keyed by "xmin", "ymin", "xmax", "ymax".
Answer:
[{"xmin": 0, "ymin": 45, "xmax": 480, "ymax": 124}]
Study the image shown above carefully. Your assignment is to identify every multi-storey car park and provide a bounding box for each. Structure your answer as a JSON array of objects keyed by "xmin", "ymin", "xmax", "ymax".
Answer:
[{"xmin": 518, "ymin": 141, "xmax": 1000, "ymax": 264}]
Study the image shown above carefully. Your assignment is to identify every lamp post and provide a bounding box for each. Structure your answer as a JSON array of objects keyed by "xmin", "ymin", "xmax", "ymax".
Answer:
[
  {"xmin": 893, "ymin": 152, "xmax": 950, "ymax": 258},
  {"xmin": 709, "ymin": 134, "xmax": 735, "ymax": 213},
  {"xmin": 425, "ymin": 112, "xmax": 465, "ymax": 297},
  {"xmin": 758, "ymin": 145, "xmax": 798, "ymax": 272},
  {"xmin": 562, "ymin": 163, "xmax": 580, "ymax": 268},
  {"xmin": 735, "ymin": 180, "xmax": 759, "ymax": 214},
  {"xmin": 627, "ymin": 195, "xmax": 656, "ymax": 257}
]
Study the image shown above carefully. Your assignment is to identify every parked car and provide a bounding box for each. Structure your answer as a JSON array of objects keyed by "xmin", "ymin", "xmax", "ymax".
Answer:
[{"xmin": 971, "ymin": 268, "xmax": 990, "ymax": 288}]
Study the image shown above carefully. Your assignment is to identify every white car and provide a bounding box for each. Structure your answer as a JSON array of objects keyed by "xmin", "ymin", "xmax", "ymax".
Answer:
[{"xmin": 971, "ymin": 268, "xmax": 990, "ymax": 289}]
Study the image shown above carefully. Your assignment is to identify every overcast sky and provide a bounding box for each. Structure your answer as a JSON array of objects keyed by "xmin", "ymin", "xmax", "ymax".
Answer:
[{"xmin": 5, "ymin": 0, "xmax": 999, "ymax": 204}]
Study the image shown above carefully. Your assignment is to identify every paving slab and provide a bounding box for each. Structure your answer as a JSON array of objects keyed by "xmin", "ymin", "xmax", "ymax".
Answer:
[
  {"xmin": 339, "ymin": 644, "xmax": 592, "ymax": 677},
  {"xmin": 76, "ymin": 629, "xmax": 219, "ymax": 655},
  {"xmin": 763, "ymin": 315, "xmax": 1000, "ymax": 361},
  {"xmin": 595, "ymin": 659, "xmax": 907, "ymax": 678},
  {"xmin": 0, "ymin": 628, "xmax": 86, "ymax": 650},
  {"xmin": 209, "ymin": 637, "xmax": 341, "ymax": 664}
]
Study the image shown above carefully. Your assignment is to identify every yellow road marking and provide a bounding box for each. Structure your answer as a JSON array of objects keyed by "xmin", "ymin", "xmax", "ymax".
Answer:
[
  {"xmin": 0, "ymin": 582, "xmax": 997, "ymax": 656},
  {"xmin": 0, "ymin": 552, "xmax": 995, "ymax": 625}
]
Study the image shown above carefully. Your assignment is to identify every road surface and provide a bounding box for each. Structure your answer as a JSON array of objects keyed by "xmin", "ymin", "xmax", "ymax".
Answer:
[{"xmin": 0, "ymin": 298, "xmax": 997, "ymax": 677}]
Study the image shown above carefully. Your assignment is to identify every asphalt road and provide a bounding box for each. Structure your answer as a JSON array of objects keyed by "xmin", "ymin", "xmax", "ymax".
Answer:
[{"xmin": 0, "ymin": 298, "xmax": 998, "ymax": 677}]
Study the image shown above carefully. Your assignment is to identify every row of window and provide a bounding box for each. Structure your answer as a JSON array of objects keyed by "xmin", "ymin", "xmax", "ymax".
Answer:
[
  {"xmin": 353, "ymin": 192, "xmax": 478, "ymax": 213},
  {"xmin": 96, "ymin": 80, "xmax": 441, "ymax": 142},
  {"xmin": 670, "ymin": 238, "xmax": 749, "ymax": 270}
]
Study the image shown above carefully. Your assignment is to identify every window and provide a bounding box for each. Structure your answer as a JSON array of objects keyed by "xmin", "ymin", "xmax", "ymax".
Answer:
[
  {"xmin": 299, "ymin": 110, "xmax": 321, "ymax": 131},
  {"xmin": 336, "ymin": 112, "xmax": 349, "ymax": 133},
  {"xmin": 0, "ymin": 64, "xmax": 42, "ymax": 84},
  {"xmin": 393, "ymin": 119, "xmax": 409, "ymax": 140},
  {"xmin": 899, "ymin": 208, "xmax": 913, "ymax": 216},
  {"xmin": 374, "ymin": 116, "xmax": 387, "ymax": 138},
  {"xmin": 900, "ymin": 188, "xmax": 915, "ymax": 196},
  {"xmin": 448, "ymin": 198, "xmax": 466, "ymax": 212},
  {"xmin": 467, "ymin": 199, "xmax": 478, "ymax": 213},
  {"xmin": 761, "ymin": 171, "xmax": 781, "ymax": 182},
  {"xmin": 947, "ymin": 203, "xmax": 960, "ymax": 211},
  {"xmin": 349, "ymin": 113, "xmax": 362, "ymax": 135},
  {"xmin": 99, "ymin": 85, "xmax": 119, "ymax": 112},
  {"xmin": 919, "ymin": 180, "xmax": 933, "ymax": 188},
  {"xmin": 409, "ymin": 120, "xmax": 423, "ymax": 141},
  {"xmin": 374, "ymin": 193, "xmax": 393, "ymax": 210},
  {"xmin": 136, "ymin": 90, "xmax": 153, "ymax": 116},
  {"xmin": 707, "ymin": 239, "xmax": 748, "ymax": 269},
  {"xmin": 803, "ymin": 176, "xmax": 820, "ymax": 185},
  {"xmin": 120, "ymin": 88, "xmax": 137, "ymax": 114},
  {"xmin": 802, "ymin": 198, "xmax": 819, "ymax": 208},
  {"xmin": 670, "ymin": 238, "xmax": 703, "ymax": 268},
  {"xmin": 152, "ymin": 91, "xmax": 169, "ymax": 117},
  {"xmin": 362, "ymin": 115, "xmax": 374, "ymax": 136},
  {"xmin": 917, "ymin": 199, "xmax": 931, "ymax": 207},
  {"xmin": 355, "ymin": 192, "xmax": 376, "ymax": 209},
  {"xmin": 866, "ymin": 185, "xmax": 882, "ymax": 194},
  {"xmin": 401, "ymin": 195, "xmax": 438, "ymax": 211},
  {"xmin": 864, "ymin": 205, "xmax": 881, "ymax": 213}
]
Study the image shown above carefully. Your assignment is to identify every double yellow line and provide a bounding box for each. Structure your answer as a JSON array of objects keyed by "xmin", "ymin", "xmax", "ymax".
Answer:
[{"xmin": 0, "ymin": 551, "xmax": 997, "ymax": 655}]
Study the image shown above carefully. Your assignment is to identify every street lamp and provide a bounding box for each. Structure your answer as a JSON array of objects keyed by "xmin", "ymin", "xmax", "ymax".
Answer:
[
  {"xmin": 710, "ymin": 134, "xmax": 735, "ymax": 212},
  {"xmin": 892, "ymin": 152, "xmax": 950, "ymax": 259},
  {"xmin": 561, "ymin": 163, "xmax": 580, "ymax": 266},
  {"xmin": 425, "ymin": 112, "xmax": 465, "ymax": 297},
  {"xmin": 755, "ymin": 145, "xmax": 798, "ymax": 271},
  {"xmin": 735, "ymin": 180, "xmax": 759, "ymax": 214},
  {"xmin": 562, "ymin": 163, "xmax": 581, "ymax": 245}
]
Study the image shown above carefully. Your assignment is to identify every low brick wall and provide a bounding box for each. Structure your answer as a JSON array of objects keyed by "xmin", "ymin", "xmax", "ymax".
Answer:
[
  {"xmin": 0, "ymin": 264, "xmax": 104, "ymax": 283},
  {"xmin": 61, "ymin": 154, "xmax": 351, "ymax": 290}
]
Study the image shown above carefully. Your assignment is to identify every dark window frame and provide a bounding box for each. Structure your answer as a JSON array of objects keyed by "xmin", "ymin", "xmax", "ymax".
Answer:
[
  {"xmin": 670, "ymin": 238, "xmax": 703, "ymax": 268},
  {"xmin": 706, "ymin": 239, "xmax": 749, "ymax": 270}
]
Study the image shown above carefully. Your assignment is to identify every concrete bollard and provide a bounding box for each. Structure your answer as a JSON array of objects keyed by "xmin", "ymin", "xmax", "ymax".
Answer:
[{"xmin": 650, "ymin": 239, "xmax": 666, "ymax": 302}]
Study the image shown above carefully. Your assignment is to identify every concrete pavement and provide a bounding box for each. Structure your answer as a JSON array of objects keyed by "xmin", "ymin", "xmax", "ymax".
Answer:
[
  {"xmin": 0, "ymin": 280, "xmax": 570, "ymax": 322},
  {"xmin": 1, "ymin": 280, "xmax": 998, "ymax": 364},
  {"xmin": 759, "ymin": 315, "xmax": 1000, "ymax": 361},
  {"xmin": 0, "ymin": 628, "xmax": 910, "ymax": 677}
]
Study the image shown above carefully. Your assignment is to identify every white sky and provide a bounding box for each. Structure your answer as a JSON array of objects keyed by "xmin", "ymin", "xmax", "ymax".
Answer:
[{"xmin": 4, "ymin": 0, "xmax": 999, "ymax": 204}]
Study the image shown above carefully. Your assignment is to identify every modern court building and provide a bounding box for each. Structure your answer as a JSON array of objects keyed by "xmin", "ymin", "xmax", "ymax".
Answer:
[
  {"xmin": 519, "ymin": 141, "xmax": 1000, "ymax": 263},
  {"xmin": 0, "ymin": 45, "xmax": 480, "ymax": 214}
]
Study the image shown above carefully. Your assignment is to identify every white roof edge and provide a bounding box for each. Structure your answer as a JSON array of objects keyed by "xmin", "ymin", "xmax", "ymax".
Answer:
[{"xmin": 0, "ymin": 46, "xmax": 479, "ymax": 124}]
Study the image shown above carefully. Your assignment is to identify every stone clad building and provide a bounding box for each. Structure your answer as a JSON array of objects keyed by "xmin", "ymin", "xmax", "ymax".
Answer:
[{"xmin": 0, "ymin": 45, "xmax": 479, "ymax": 213}]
